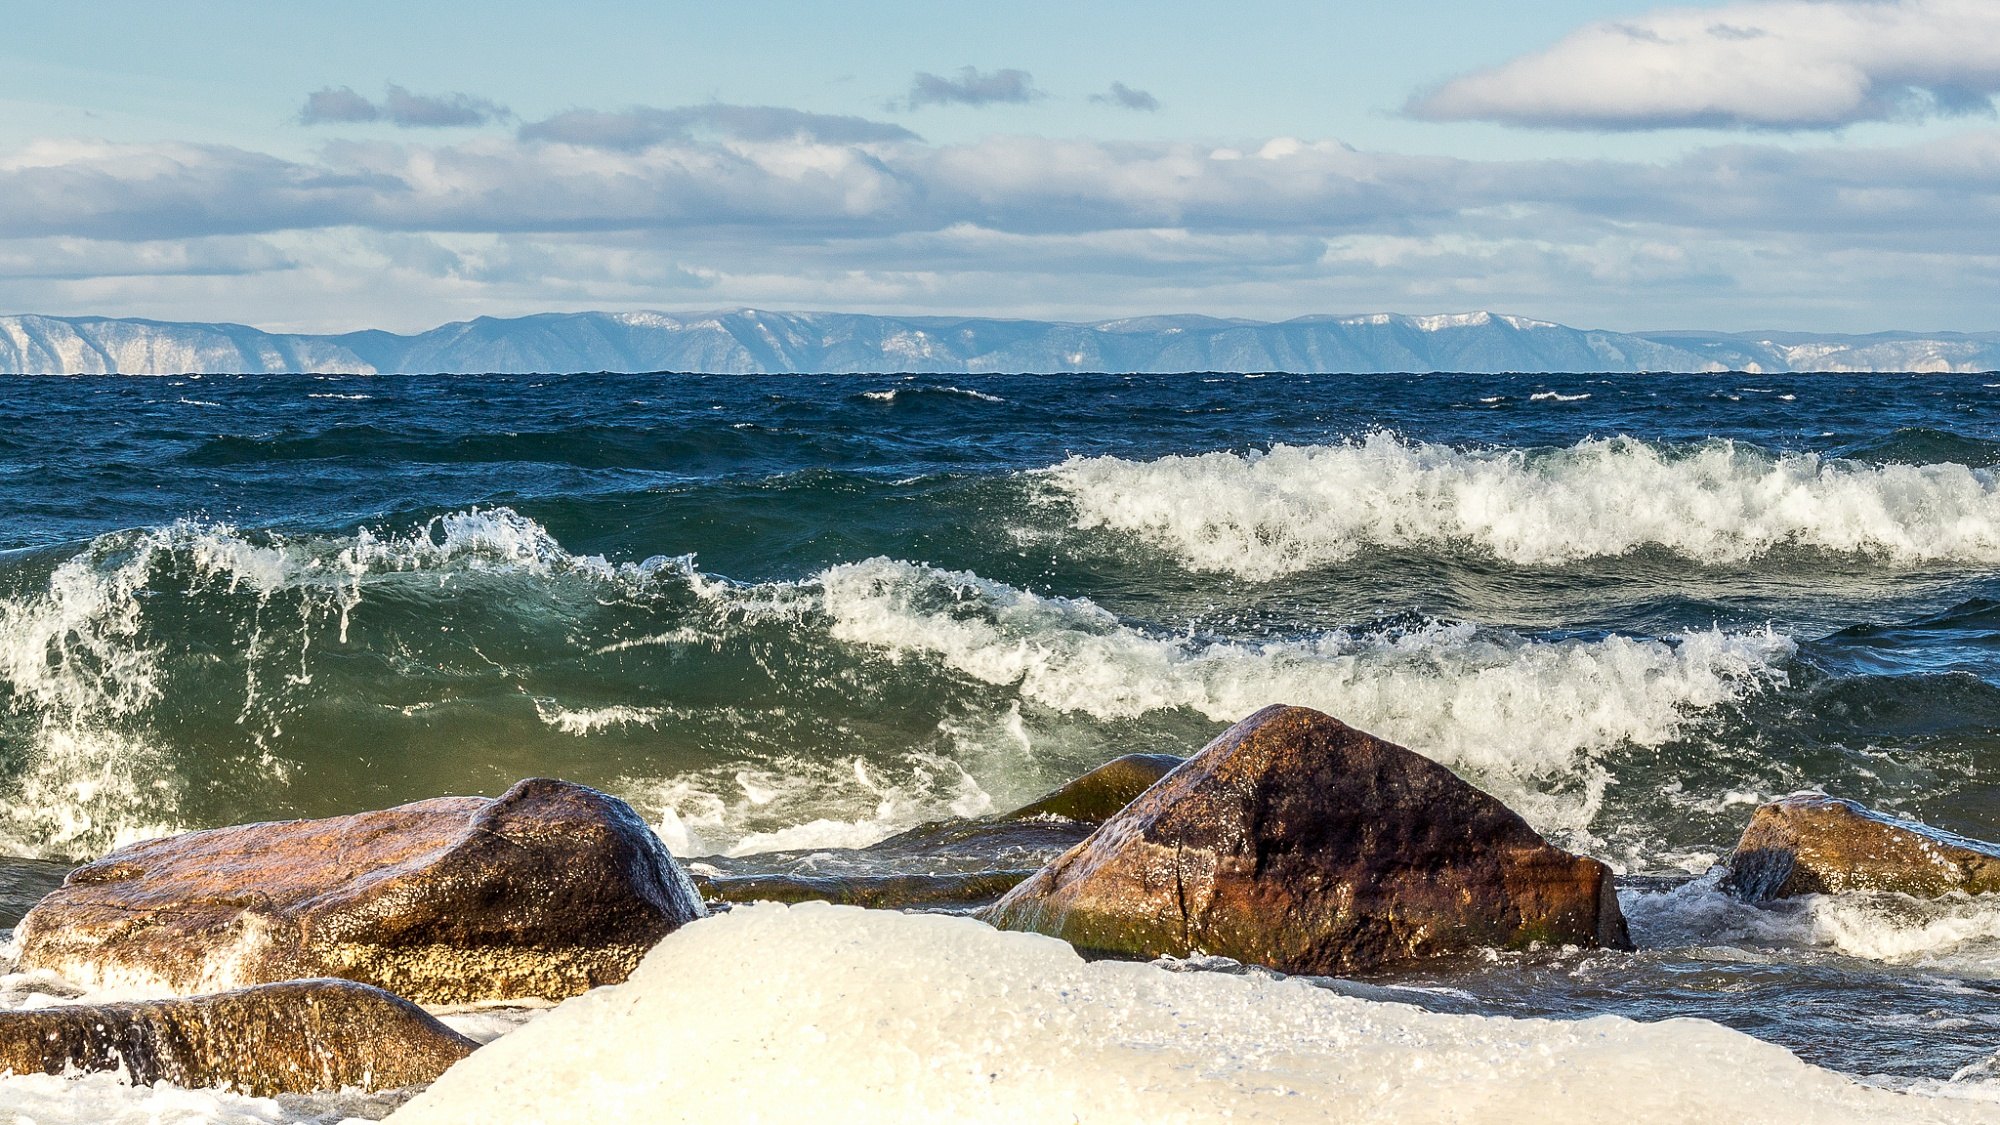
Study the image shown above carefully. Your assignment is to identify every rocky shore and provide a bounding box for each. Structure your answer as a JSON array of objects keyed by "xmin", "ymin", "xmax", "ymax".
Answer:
[{"xmin": 1, "ymin": 704, "xmax": 1994, "ymax": 1103}]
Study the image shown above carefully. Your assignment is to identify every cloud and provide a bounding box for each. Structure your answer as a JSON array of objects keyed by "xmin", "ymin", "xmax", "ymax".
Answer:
[
  {"xmin": 299, "ymin": 87, "xmax": 379, "ymax": 125},
  {"xmin": 300, "ymin": 84, "xmax": 511, "ymax": 128},
  {"xmin": 519, "ymin": 104, "xmax": 919, "ymax": 149},
  {"xmin": 902, "ymin": 67, "xmax": 1041, "ymax": 109},
  {"xmin": 1091, "ymin": 82, "xmax": 1161, "ymax": 112},
  {"xmin": 1409, "ymin": 0, "xmax": 2000, "ymax": 130},
  {"xmin": 11, "ymin": 108, "xmax": 2000, "ymax": 330}
]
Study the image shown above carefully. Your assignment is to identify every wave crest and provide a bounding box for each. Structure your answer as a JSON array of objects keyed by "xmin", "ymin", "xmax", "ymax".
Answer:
[
  {"xmin": 810, "ymin": 557, "xmax": 1794, "ymax": 840},
  {"xmin": 1044, "ymin": 432, "xmax": 2000, "ymax": 577}
]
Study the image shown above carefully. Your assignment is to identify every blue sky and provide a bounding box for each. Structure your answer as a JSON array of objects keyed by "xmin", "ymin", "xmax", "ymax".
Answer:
[{"xmin": 3, "ymin": 0, "xmax": 1997, "ymax": 332}]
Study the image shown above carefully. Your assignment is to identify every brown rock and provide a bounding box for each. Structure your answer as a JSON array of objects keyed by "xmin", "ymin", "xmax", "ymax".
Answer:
[
  {"xmin": 1722, "ymin": 793, "xmax": 2000, "ymax": 901},
  {"xmin": 984, "ymin": 705, "xmax": 1629, "ymax": 974},
  {"xmin": 693, "ymin": 869, "xmax": 1033, "ymax": 910},
  {"xmin": 0, "ymin": 979, "xmax": 475, "ymax": 1096},
  {"xmin": 1001, "ymin": 753, "xmax": 1186, "ymax": 824},
  {"xmin": 17, "ymin": 778, "xmax": 705, "ymax": 1004},
  {"xmin": 684, "ymin": 757, "xmax": 1188, "ymax": 913}
]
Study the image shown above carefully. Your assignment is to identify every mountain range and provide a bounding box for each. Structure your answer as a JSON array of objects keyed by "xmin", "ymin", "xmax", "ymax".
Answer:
[{"xmin": 3, "ymin": 309, "xmax": 1997, "ymax": 375}]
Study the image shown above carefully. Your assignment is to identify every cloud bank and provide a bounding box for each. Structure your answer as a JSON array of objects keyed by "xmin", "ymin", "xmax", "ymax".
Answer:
[
  {"xmin": 6, "ymin": 98, "xmax": 2000, "ymax": 331},
  {"xmin": 1410, "ymin": 0, "xmax": 2000, "ymax": 130}
]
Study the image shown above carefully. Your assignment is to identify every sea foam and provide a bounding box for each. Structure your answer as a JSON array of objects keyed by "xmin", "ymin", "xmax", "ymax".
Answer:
[
  {"xmin": 806, "ymin": 557, "xmax": 1792, "ymax": 840},
  {"xmin": 1045, "ymin": 433, "xmax": 2000, "ymax": 577},
  {"xmin": 388, "ymin": 903, "xmax": 1998, "ymax": 1125}
]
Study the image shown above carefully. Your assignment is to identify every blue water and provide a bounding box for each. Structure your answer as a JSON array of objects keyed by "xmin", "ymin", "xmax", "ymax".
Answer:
[{"xmin": 5, "ymin": 369, "xmax": 2000, "ymax": 1082}]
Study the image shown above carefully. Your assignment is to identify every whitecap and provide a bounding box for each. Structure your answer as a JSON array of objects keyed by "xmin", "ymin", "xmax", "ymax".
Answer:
[{"xmin": 1043, "ymin": 431, "xmax": 2000, "ymax": 577}]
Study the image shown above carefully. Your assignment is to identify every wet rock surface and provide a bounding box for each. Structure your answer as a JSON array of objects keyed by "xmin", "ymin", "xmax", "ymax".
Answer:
[
  {"xmin": 1000, "ymin": 753, "xmax": 1185, "ymax": 824},
  {"xmin": 0, "ymin": 978, "xmax": 476, "ymax": 1096},
  {"xmin": 686, "ymin": 761, "xmax": 1183, "ymax": 911},
  {"xmin": 693, "ymin": 869, "xmax": 1032, "ymax": 910},
  {"xmin": 985, "ymin": 705, "xmax": 1630, "ymax": 974},
  {"xmin": 16, "ymin": 778, "xmax": 705, "ymax": 1004},
  {"xmin": 1723, "ymin": 793, "xmax": 2000, "ymax": 901}
]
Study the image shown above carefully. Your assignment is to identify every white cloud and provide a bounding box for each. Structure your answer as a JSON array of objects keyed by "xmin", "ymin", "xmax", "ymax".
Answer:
[
  {"xmin": 1410, "ymin": 0, "xmax": 2000, "ymax": 129},
  {"xmin": 4, "ymin": 114, "xmax": 2000, "ymax": 330}
]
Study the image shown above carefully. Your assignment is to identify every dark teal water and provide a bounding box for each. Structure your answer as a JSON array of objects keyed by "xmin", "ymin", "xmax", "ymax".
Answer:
[{"xmin": 5, "ymin": 370, "xmax": 2000, "ymax": 1083}]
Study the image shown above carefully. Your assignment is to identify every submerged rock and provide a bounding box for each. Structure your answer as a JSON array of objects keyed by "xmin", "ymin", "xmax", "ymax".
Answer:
[
  {"xmin": 687, "ymin": 757, "xmax": 1186, "ymax": 912},
  {"xmin": 0, "ymin": 978, "xmax": 475, "ymax": 1095},
  {"xmin": 693, "ymin": 870, "xmax": 1033, "ymax": 910},
  {"xmin": 1723, "ymin": 793, "xmax": 2000, "ymax": 901},
  {"xmin": 17, "ymin": 778, "xmax": 705, "ymax": 1004},
  {"xmin": 1001, "ymin": 753, "xmax": 1185, "ymax": 824},
  {"xmin": 985, "ymin": 705, "xmax": 1629, "ymax": 974}
]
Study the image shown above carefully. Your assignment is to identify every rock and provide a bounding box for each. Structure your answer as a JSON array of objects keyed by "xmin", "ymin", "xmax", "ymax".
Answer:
[
  {"xmin": 685, "ymin": 757, "xmax": 1187, "ymax": 913},
  {"xmin": 17, "ymin": 778, "xmax": 705, "ymax": 1004},
  {"xmin": 1001, "ymin": 753, "xmax": 1185, "ymax": 824},
  {"xmin": 984, "ymin": 705, "xmax": 1629, "ymax": 974},
  {"xmin": 0, "ymin": 979, "xmax": 475, "ymax": 1095},
  {"xmin": 693, "ymin": 870, "xmax": 1033, "ymax": 910},
  {"xmin": 1722, "ymin": 793, "xmax": 2000, "ymax": 901}
]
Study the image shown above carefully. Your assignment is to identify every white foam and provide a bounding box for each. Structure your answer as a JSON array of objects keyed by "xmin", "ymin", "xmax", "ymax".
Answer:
[
  {"xmin": 533, "ymin": 702, "xmax": 666, "ymax": 735},
  {"xmin": 389, "ymin": 903, "xmax": 1996, "ymax": 1125},
  {"xmin": 0, "ymin": 1073, "xmax": 321, "ymax": 1124},
  {"xmin": 1044, "ymin": 432, "xmax": 2000, "ymax": 577},
  {"xmin": 1625, "ymin": 876, "xmax": 2000, "ymax": 975},
  {"xmin": 808, "ymin": 557, "xmax": 1792, "ymax": 840},
  {"xmin": 861, "ymin": 385, "xmax": 1004, "ymax": 403},
  {"xmin": 628, "ymin": 749, "xmax": 996, "ymax": 859}
]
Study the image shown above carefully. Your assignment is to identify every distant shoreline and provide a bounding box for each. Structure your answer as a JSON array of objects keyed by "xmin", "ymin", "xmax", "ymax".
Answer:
[{"xmin": 4, "ymin": 308, "xmax": 1999, "ymax": 375}]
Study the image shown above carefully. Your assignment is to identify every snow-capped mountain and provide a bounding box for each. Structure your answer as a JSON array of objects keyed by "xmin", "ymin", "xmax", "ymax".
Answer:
[{"xmin": 2, "ymin": 309, "xmax": 1996, "ymax": 374}]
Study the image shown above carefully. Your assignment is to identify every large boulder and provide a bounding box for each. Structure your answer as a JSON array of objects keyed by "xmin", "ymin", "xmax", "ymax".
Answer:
[
  {"xmin": 1723, "ymin": 793, "xmax": 2000, "ymax": 901},
  {"xmin": 0, "ymin": 978, "xmax": 475, "ymax": 1095},
  {"xmin": 984, "ymin": 705, "xmax": 1629, "ymax": 974},
  {"xmin": 17, "ymin": 778, "xmax": 705, "ymax": 1004}
]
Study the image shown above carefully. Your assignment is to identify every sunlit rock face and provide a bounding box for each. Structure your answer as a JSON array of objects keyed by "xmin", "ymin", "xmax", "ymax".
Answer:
[
  {"xmin": 0, "ymin": 979, "xmax": 477, "ymax": 1096},
  {"xmin": 1724, "ymin": 793, "xmax": 2000, "ymax": 901},
  {"xmin": 16, "ymin": 778, "xmax": 705, "ymax": 1004},
  {"xmin": 986, "ymin": 704, "xmax": 1629, "ymax": 973}
]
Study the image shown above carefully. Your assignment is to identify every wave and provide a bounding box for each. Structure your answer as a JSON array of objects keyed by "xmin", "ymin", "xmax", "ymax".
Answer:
[
  {"xmin": 1042, "ymin": 432, "xmax": 2000, "ymax": 577},
  {"xmin": 804, "ymin": 557, "xmax": 1794, "ymax": 841},
  {"xmin": 0, "ymin": 508, "xmax": 1798, "ymax": 859},
  {"xmin": 1627, "ymin": 875, "xmax": 2000, "ymax": 977},
  {"xmin": 857, "ymin": 385, "xmax": 1006, "ymax": 404}
]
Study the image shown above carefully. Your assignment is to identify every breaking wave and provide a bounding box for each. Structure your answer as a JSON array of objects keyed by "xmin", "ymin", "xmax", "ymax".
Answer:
[
  {"xmin": 1043, "ymin": 432, "xmax": 2000, "ymax": 577},
  {"xmin": 0, "ymin": 508, "xmax": 1795, "ymax": 859}
]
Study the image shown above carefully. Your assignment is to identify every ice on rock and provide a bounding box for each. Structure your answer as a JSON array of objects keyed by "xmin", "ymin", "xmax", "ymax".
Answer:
[{"xmin": 389, "ymin": 902, "xmax": 2000, "ymax": 1125}]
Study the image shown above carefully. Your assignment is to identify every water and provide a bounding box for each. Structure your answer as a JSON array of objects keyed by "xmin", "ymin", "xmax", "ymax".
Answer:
[{"xmin": 4, "ymin": 370, "xmax": 2000, "ymax": 1096}]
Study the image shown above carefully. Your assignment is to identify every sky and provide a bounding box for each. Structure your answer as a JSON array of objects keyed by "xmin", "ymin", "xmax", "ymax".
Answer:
[{"xmin": 2, "ymin": 0, "xmax": 1998, "ymax": 333}]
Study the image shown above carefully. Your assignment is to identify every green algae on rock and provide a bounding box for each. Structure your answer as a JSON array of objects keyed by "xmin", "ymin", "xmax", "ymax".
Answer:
[{"xmin": 1001, "ymin": 753, "xmax": 1186, "ymax": 824}]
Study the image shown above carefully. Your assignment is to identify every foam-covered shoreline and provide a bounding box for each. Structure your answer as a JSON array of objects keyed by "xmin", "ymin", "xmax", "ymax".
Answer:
[{"xmin": 387, "ymin": 903, "xmax": 2000, "ymax": 1124}]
